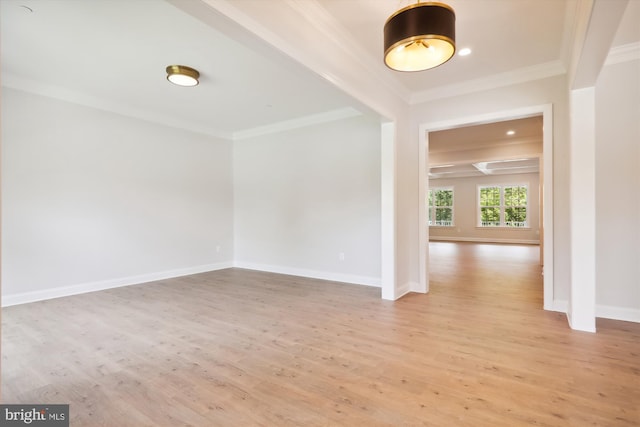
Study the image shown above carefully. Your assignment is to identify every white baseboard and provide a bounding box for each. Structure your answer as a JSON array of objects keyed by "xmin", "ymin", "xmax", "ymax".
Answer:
[
  {"xmin": 596, "ymin": 304, "xmax": 640, "ymax": 323},
  {"xmin": 395, "ymin": 282, "xmax": 412, "ymax": 300},
  {"xmin": 550, "ymin": 299, "xmax": 568, "ymax": 313},
  {"xmin": 546, "ymin": 299, "xmax": 640, "ymax": 324},
  {"xmin": 1, "ymin": 262, "xmax": 234, "ymax": 307},
  {"xmin": 233, "ymin": 261, "xmax": 381, "ymax": 288},
  {"xmin": 429, "ymin": 236, "xmax": 540, "ymax": 245},
  {"xmin": 381, "ymin": 281, "xmax": 411, "ymax": 301}
]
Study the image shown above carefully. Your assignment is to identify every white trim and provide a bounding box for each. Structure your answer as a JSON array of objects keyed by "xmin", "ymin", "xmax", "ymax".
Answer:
[
  {"xmin": 568, "ymin": 87, "xmax": 596, "ymax": 333},
  {"xmin": 411, "ymin": 61, "xmax": 565, "ymax": 104},
  {"xmin": 282, "ymin": 0, "xmax": 411, "ymax": 104},
  {"xmin": 380, "ymin": 122, "xmax": 397, "ymax": 300},
  {"xmin": 419, "ymin": 104, "xmax": 554, "ymax": 313},
  {"xmin": 569, "ymin": 0, "xmax": 629, "ymax": 90},
  {"xmin": 605, "ymin": 42, "xmax": 640, "ymax": 66},
  {"xmin": 233, "ymin": 107, "xmax": 362, "ymax": 140},
  {"xmin": 428, "ymin": 236, "xmax": 540, "ymax": 245},
  {"xmin": 541, "ymin": 104, "xmax": 554, "ymax": 311},
  {"xmin": 418, "ymin": 123, "xmax": 429, "ymax": 295},
  {"xmin": 566, "ymin": 0, "xmax": 593, "ymax": 90},
  {"xmin": 552, "ymin": 299, "xmax": 568, "ymax": 313},
  {"xmin": 1, "ymin": 73, "xmax": 234, "ymax": 140},
  {"xmin": 596, "ymin": 305, "xmax": 640, "ymax": 324},
  {"xmin": 395, "ymin": 282, "xmax": 412, "ymax": 300},
  {"xmin": 3, "ymin": 75, "xmax": 365, "ymax": 142},
  {"xmin": 1, "ymin": 262, "xmax": 234, "ymax": 307},
  {"xmin": 198, "ymin": 0, "xmax": 404, "ymax": 120},
  {"xmin": 233, "ymin": 261, "xmax": 381, "ymax": 288}
]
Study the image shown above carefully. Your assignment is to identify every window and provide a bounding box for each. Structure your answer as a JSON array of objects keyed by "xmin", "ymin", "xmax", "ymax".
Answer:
[
  {"xmin": 478, "ymin": 184, "xmax": 528, "ymax": 227},
  {"xmin": 479, "ymin": 186, "xmax": 501, "ymax": 227},
  {"xmin": 428, "ymin": 187, "xmax": 454, "ymax": 226}
]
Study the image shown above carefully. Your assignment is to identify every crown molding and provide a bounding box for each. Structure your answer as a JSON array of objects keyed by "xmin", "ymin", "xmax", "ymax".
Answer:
[
  {"xmin": 569, "ymin": 0, "xmax": 628, "ymax": 89},
  {"xmin": 283, "ymin": 0, "xmax": 412, "ymax": 104},
  {"xmin": 233, "ymin": 107, "xmax": 362, "ymax": 140},
  {"xmin": 200, "ymin": 0, "xmax": 409, "ymax": 119},
  {"xmin": 558, "ymin": 0, "xmax": 583, "ymax": 75},
  {"xmin": 3, "ymin": 73, "xmax": 364, "ymax": 142},
  {"xmin": 2, "ymin": 73, "xmax": 234, "ymax": 140},
  {"xmin": 605, "ymin": 41, "xmax": 640, "ymax": 66},
  {"xmin": 566, "ymin": 0, "xmax": 594, "ymax": 89},
  {"xmin": 410, "ymin": 60, "xmax": 567, "ymax": 105}
]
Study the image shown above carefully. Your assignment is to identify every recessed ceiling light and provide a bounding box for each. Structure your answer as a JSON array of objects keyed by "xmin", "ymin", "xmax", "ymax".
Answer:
[
  {"xmin": 166, "ymin": 65, "xmax": 200, "ymax": 87},
  {"xmin": 506, "ymin": 130, "xmax": 515, "ymax": 136},
  {"xmin": 458, "ymin": 47, "xmax": 471, "ymax": 56}
]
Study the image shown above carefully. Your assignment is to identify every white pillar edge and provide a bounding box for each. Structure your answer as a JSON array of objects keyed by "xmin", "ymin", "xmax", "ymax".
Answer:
[
  {"xmin": 381, "ymin": 122, "xmax": 397, "ymax": 300},
  {"xmin": 568, "ymin": 87, "xmax": 597, "ymax": 332}
]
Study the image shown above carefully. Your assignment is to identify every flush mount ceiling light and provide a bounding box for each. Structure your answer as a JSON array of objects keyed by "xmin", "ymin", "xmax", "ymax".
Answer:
[
  {"xmin": 384, "ymin": 2, "xmax": 456, "ymax": 72},
  {"xmin": 166, "ymin": 65, "xmax": 200, "ymax": 87}
]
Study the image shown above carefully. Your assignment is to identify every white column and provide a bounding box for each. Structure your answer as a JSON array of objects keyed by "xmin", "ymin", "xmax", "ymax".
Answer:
[
  {"xmin": 381, "ymin": 122, "xmax": 397, "ymax": 300},
  {"xmin": 568, "ymin": 87, "xmax": 597, "ymax": 332},
  {"xmin": 417, "ymin": 125, "xmax": 428, "ymax": 294}
]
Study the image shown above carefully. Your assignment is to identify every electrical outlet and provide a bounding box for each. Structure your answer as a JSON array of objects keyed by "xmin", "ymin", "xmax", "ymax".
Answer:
[
  {"xmin": 216, "ymin": 245, "xmax": 221, "ymax": 253},
  {"xmin": 339, "ymin": 252, "xmax": 345, "ymax": 261}
]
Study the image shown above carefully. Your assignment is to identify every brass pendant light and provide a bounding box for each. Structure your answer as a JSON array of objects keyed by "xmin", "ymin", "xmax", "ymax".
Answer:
[{"xmin": 384, "ymin": 2, "xmax": 456, "ymax": 72}]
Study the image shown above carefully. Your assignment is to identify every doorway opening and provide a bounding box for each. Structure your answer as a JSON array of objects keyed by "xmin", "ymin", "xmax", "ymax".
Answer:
[{"xmin": 418, "ymin": 105, "xmax": 554, "ymax": 310}]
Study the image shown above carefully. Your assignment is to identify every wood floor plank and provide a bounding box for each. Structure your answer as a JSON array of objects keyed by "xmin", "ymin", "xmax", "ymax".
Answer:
[{"xmin": 2, "ymin": 242, "xmax": 639, "ymax": 426}]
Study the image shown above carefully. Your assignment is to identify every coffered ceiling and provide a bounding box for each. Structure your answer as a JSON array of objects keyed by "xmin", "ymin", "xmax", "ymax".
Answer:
[{"xmin": 428, "ymin": 116, "xmax": 543, "ymax": 179}]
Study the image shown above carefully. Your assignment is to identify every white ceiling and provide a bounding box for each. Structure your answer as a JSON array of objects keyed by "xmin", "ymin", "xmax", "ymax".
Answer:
[
  {"xmin": 1, "ymin": 0, "xmax": 638, "ymax": 139},
  {"xmin": 428, "ymin": 116, "xmax": 543, "ymax": 179},
  {"xmin": 319, "ymin": 0, "xmax": 572, "ymax": 94},
  {"xmin": 0, "ymin": 0, "xmax": 360, "ymax": 138},
  {"xmin": 429, "ymin": 116, "xmax": 543, "ymax": 154}
]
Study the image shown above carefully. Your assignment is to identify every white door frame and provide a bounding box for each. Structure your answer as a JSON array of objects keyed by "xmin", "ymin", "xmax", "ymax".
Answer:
[{"xmin": 418, "ymin": 104, "xmax": 554, "ymax": 310}]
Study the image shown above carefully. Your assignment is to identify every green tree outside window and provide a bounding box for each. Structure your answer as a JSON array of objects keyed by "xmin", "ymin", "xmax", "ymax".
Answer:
[
  {"xmin": 479, "ymin": 185, "xmax": 528, "ymax": 227},
  {"xmin": 428, "ymin": 188, "xmax": 454, "ymax": 226}
]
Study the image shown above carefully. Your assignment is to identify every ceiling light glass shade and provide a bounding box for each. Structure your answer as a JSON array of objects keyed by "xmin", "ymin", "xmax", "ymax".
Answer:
[
  {"xmin": 384, "ymin": 2, "xmax": 456, "ymax": 72},
  {"xmin": 166, "ymin": 65, "xmax": 200, "ymax": 87}
]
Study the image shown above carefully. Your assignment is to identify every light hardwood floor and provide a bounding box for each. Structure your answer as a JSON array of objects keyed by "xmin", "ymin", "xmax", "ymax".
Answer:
[{"xmin": 2, "ymin": 242, "xmax": 639, "ymax": 426}]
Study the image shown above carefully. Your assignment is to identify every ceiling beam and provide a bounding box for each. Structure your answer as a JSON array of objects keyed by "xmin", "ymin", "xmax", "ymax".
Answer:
[{"xmin": 569, "ymin": 0, "xmax": 629, "ymax": 89}]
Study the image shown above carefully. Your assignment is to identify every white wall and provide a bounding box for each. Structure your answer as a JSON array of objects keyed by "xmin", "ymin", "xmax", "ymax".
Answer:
[
  {"xmin": 411, "ymin": 74, "xmax": 571, "ymax": 302},
  {"xmin": 429, "ymin": 173, "xmax": 540, "ymax": 244},
  {"xmin": 233, "ymin": 115, "xmax": 382, "ymax": 286},
  {"xmin": 595, "ymin": 58, "xmax": 640, "ymax": 321},
  {"xmin": 1, "ymin": 88, "xmax": 234, "ymax": 304},
  {"xmin": 198, "ymin": 0, "xmax": 410, "ymax": 299}
]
